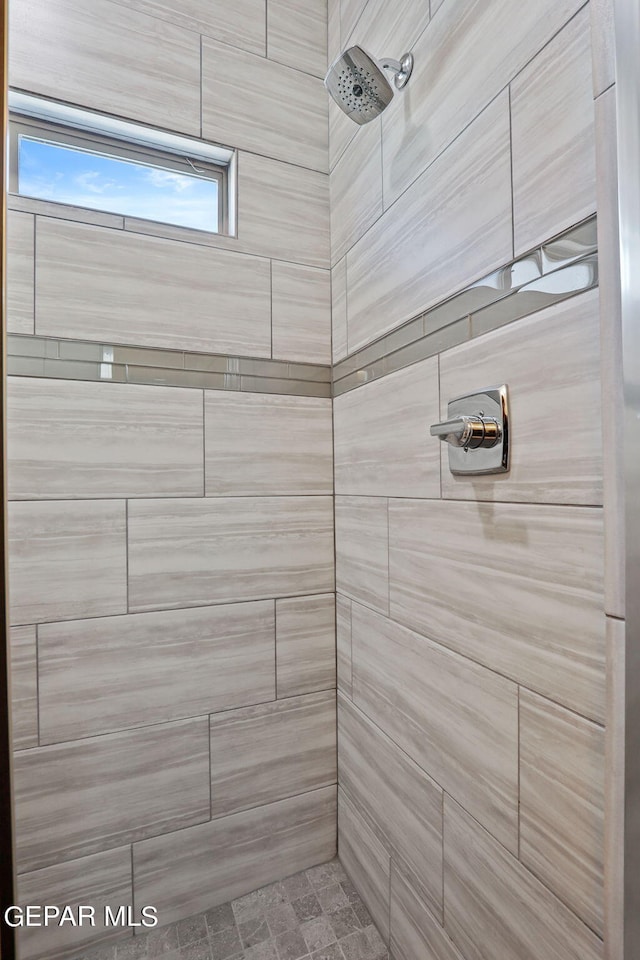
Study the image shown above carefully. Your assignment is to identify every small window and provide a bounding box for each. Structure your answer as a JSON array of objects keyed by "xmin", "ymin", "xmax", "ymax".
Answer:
[{"xmin": 9, "ymin": 95, "xmax": 235, "ymax": 235}]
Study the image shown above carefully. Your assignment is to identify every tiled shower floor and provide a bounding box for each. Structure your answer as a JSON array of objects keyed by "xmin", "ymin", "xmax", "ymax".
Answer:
[{"xmin": 81, "ymin": 859, "xmax": 388, "ymax": 960}]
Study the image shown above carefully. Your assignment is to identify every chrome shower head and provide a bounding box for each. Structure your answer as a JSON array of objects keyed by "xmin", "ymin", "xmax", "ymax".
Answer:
[{"xmin": 324, "ymin": 45, "xmax": 414, "ymax": 125}]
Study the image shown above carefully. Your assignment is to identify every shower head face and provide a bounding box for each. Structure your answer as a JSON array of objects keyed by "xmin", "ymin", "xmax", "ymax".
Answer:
[{"xmin": 324, "ymin": 46, "xmax": 394, "ymax": 124}]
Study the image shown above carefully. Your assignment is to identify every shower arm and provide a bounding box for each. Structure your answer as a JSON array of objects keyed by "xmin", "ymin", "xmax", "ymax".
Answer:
[{"xmin": 378, "ymin": 53, "xmax": 414, "ymax": 89}]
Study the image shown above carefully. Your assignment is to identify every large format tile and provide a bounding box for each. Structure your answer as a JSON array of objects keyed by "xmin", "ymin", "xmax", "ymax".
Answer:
[
  {"xmin": 590, "ymin": 0, "xmax": 615, "ymax": 97},
  {"xmin": 332, "ymin": 257, "xmax": 348, "ymax": 362},
  {"xmin": 10, "ymin": 625, "xmax": 38, "ymax": 750},
  {"xmin": 204, "ymin": 392, "xmax": 332, "ymax": 496},
  {"xmin": 511, "ymin": 7, "xmax": 596, "ymax": 254},
  {"xmin": 276, "ymin": 594, "xmax": 336, "ymax": 698},
  {"xmin": 351, "ymin": 603, "xmax": 518, "ymax": 851},
  {"xmin": 271, "ymin": 261, "xmax": 332, "ymax": 365},
  {"xmin": 202, "ymin": 39, "xmax": 327, "ymax": 173},
  {"xmin": 35, "ymin": 219, "xmax": 272, "ymax": 356},
  {"xmin": 336, "ymin": 595, "xmax": 352, "ymax": 696},
  {"xmin": 7, "ymin": 211, "xmax": 34, "ymax": 335},
  {"xmin": 390, "ymin": 863, "xmax": 464, "ymax": 960},
  {"xmin": 444, "ymin": 797, "xmax": 604, "ymax": 960},
  {"xmin": 210, "ymin": 692, "xmax": 337, "ymax": 817},
  {"xmin": 345, "ymin": 0, "xmax": 430, "ymax": 71},
  {"xmin": 9, "ymin": 500, "xmax": 127, "ymax": 626},
  {"xmin": 330, "ymin": 120, "xmax": 382, "ymax": 265},
  {"xmin": 236, "ymin": 152, "xmax": 330, "ymax": 268},
  {"xmin": 134, "ymin": 787, "xmax": 337, "ymax": 924},
  {"xmin": 347, "ymin": 93, "xmax": 512, "ymax": 352},
  {"xmin": 16, "ymin": 849, "xmax": 132, "ymax": 960},
  {"xmin": 111, "ymin": 0, "xmax": 266, "ymax": 55},
  {"xmin": 128, "ymin": 496, "xmax": 334, "ymax": 611},
  {"xmin": 389, "ymin": 499, "xmax": 605, "ymax": 722},
  {"xmin": 335, "ymin": 497, "xmax": 389, "ymax": 614},
  {"xmin": 38, "ymin": 602, "xmax": 275, "ymax": 743},
  {"xmin": 339, "ymin": 694, "xmax": 443, "ymax": 917},
  {"xmin": 605, "ymin": 616, "xmax": 624, "ymax": 960},
  {"xmin": 14, "ymin": 717, "xmax": 210, "ymax": 872},
  {"xmin": 440, "ymin": 290, "xmax": 602, "ymax": 505},
  {"xmin": 381, "ymin": 0, "xmax": 586, "ymax": 206},
  {"xmin": 9, "ymin": 0, "xmax": 200, "ymax": 134},
  {"xmin": 334, "ymin": 357, "xmax": 440, "ymax": 497},
  {"xmin": 338, "ymin": 789, "xmax": 390, "ymax": 941},
  {"xmin": 8, "ymin": 378, "xmax": 204, "ymax": 500},
  {"xmin": 267, "ymin": 0, "xmax": 327, "ymax": 78},
  {"xmin": 520, "ymin": 690, "xmax": 605, "ymax": 934}
]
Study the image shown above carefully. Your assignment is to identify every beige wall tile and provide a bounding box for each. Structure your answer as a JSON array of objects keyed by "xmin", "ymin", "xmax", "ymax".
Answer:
[
  {"xmin": 338, "ymin": 788, "xmax": 391, "ymax": 941},
  {"xmin": 348, "ymin": 93, "xmax": 512, "ymax": 352},
  {"xmin": 128, "ymin": 496, "xmax": 334, "ymax": 611},
  {"xmin": 595, "ymin": 88, "xmax": 624, "ymax": 619},
  {"xmin": 329, "ymin": 99, "xmax": 357, "ymax": 172},
  {"xmin": 328, "ymin": 0, "xmax": 340, "ymax": 61},
  {"xmin": 590, "ymin": 0, "xmax": 615, "ymax": 97},
  {"xmin": 134, "ymin": 787, "xmax": 337, "ymax": 924},
  {"xmin": 267, "ymin": 0, "xmax": 327, "ymax": 77},
  {"xmin": 111, "ymin": 0, "xmax": 266, "ymax": 55},
  {"xmin": 210, "ymin": 691, "xmax": 336, "ymax": 817},
  {"xmin": 8, "ymin": 378, "xmax": 205, "ymax": 500},
  {"xmin": 9, "ymin": 500, "xmax": 127, "ymax": 626},
  {"xmin": 276, "ymin": 594, "xmax": 336, "ymax": 698},
  {"xmin": 444, "ymin": 797, "xmax": 604, "ymax": 960},
  {"xmin": 334, "ymin": 357, "xmax": 440, "ymax": 497},
  {"xmin": 340, "ymin": 0, "xmax": 367, "ymax": 45},
  {"xmin": 345, "ymin": 0, "xmax": 430, "ymax": 78},
  {"xmin": 336, "ymin": 594, "xmax": 352, "ymax": 696},
  {"xmin": 512, "ymin": 7, "xmax": 596, "ymax": 254},
  {"xmin": 35, "ymin": 219, "xmax": 272, "ymax": 356},
  {"xmin": 335, "ymin": 496, "xmax": 389, "ymax": 614},
  {"xmin": 339, "ymin": 694, "xmax": 443, "ymax": 917},
  {"xmin": 389, "ymin": 499, "xmax": 605, "ymax": 722},
  {"xmin": 390, "ymin": 863, "xmax": 464, "ymax": 960},
  {"xmin": 351, "ymin": 603, "xmax": 518, "ymax": 852},
  {"xmin": 9, "ymin": 194, "xmax": 125, "ymax": 228},
  {"xmin": 272, "ymin": 261, "xmax": 331, "ymax": 364},
  {"xmin": 440, "ymin": 290, "xmax": 602, "ymax": 505},
  {"xmin": 430, "ymin": 0, "xmax": 446, "ymax": 13},
  {"xmin": 7, "ymin": 211, "xmax": 34, "ymax": 335},
  {"xmin": 38, "ymin": 602, "xmax": 275, "ymax": 743},
  {"xmin": 202, "ymin": 39, "xmax": 328, "ymax": 173},
  {"xmin": 330, "ymin": 120, "xmax": 383, "ymax": 264},
  {"xmin": 10, "ymin": 625, "xmax": 38, "ymax": 751},
  {"xmin": 520, "ymin": 689, "xmax": 605, "ymax": 934},
  {"xmin": 381, "ymin": 0, "xmax": 586, "ymax": 207},
  {"xmin": 332, "ymin": 257, "xmax": 348, "ymax": 362},
  {"xmin": 14, "ymin": 717, "xmax": 210, "ymax": 873},
  {"xmin": 9, "ymin": 0, "xmax": 201, "ymax": 135},
  {"xmin": 204, "ymin": 392, "xmax": 333, "ymax": 495},
  {"xmin": 236, "ymin": 152, "xmax": 330, "ymax": 268},
  {"xmin": 17, "ymin": 848, "xmax": 132, "ymax": 960}
]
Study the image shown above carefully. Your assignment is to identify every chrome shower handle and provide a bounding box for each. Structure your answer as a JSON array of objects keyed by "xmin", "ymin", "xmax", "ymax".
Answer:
[{"xmin": 430, "ymin": 415, "xmax": 501, "ymax": 449}]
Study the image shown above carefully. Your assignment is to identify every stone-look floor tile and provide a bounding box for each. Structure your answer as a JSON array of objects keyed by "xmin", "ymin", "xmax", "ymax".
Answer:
[
  {"xmin": 339, "ymin": 928, "xmax": 386, "ymax": 960},
  {"xmin": 300, "ymin": 916, "xmax": 336, "ymax": 953},
  {"xmin": 292, "ymin": 894, "xmax": 323, "ymax": 923},
  {"xmin": 349, "ymin": 901, "xmax": 372, "ymax": 928},
  {"xmin": 363, "ymin": 925, "xmax": 388, "ymax": 959},
  {"xmin": 240, "ymin": 917, "xmax": 271, "ymax": 948},
  {"xmin": 282, "ymin": 872, "xmax": 313, "ymax": 901},
  {"xmin": 306, "ymin": 861, "xmax": 347, "ymax": 890},
  {"xmin": 210, "ymin": 925, "xmax": 242, "ymax": 960},
  {"xmin": 178, "ymin": 940, "xmax": 211, "ymax": 960},
  {"xmin": 328, "ymin": 906, "xmax": 361, "ymax": 940},
  {"xmin": 80, "ymin": 945, "xmax": 118, "ymax": 960},
  {"xmin": 310, "ymin": 945, "xmax": 343, "ymax": 960},
  {"xmin": 275, "ymin": 927, "xmax": 309, "ymax": 960},
  {"xmin": 244, "ymin": 940, "xmax": 279, "ymax": 960},
  {"xmin": 177, "ymin": 916, "xmax": 208, "ymax": 947},
  {"xmin": 205, "ymin": 904, "xmax": 236, "ymax": 936},
  {"xmin": 146, "ymin": 923, "xmax": 180, "ymax": 956},
  {"xmin": 266, "ymin": 902, "xmax": 298, "ymax": 936},
  {"xmin": 316, "ymin": 884, "xmax": 349, "ymax": 913},
  {"xmin": 116, "ymin": 938, "xmax": 149, "ymax": 958}
]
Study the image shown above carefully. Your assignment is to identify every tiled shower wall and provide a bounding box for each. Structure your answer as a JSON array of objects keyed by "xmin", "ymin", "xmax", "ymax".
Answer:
[
  {"xmin": 331, "ymin": 2, "xmax": 611, "ymax": 960},
  {"xmin": 6, "ymin": 2, "xmax": 336, "ymax": 958}
]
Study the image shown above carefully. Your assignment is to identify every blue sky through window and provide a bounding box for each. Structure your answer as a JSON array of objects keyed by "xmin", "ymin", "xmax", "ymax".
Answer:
[{"xmin": 19, "ymin": 137, "xmax": 219, "ymax": 231}]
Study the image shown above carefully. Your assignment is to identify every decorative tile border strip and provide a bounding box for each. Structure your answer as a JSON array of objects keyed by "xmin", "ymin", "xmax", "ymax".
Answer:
[
  {"xmin": 333, "ymin": 216, "xmax": 598, "ymax": 397},
  {"xmin": 6, "ymin": 337, "xmax": 332, "ymax": 398}
]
